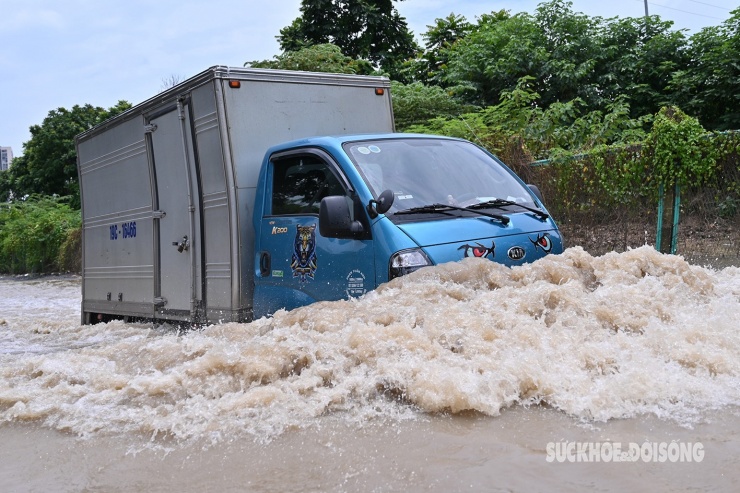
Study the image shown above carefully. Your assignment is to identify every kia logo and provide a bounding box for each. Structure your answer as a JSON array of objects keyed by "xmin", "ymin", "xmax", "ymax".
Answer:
[{"xmin": 508, "ymin": 246, "xmax": 526, "ymax": 260}]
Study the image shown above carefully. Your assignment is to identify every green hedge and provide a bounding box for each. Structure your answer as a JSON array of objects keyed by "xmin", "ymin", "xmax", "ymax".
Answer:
[{"xmin": 0, "ymin": 196, "xmax": 81, "ymax": 274}]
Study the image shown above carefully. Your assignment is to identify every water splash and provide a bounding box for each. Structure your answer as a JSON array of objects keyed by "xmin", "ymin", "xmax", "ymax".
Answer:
[{"xmin": 1, "ymin": 247, "xmax": 738, "ymax": 446}]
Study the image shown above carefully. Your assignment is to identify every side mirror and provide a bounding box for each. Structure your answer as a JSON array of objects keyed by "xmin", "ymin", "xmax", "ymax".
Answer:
[
  {"xmin": 319, "ymin": 196, "xmax": 364, "ymax": 238},
  {"xmin": 367, "ymin": 189, "xmax": 395, "ymax": 218},
  {"xmin": 527, "ymin": 184, "xmax": 544, "ymax": 203}
]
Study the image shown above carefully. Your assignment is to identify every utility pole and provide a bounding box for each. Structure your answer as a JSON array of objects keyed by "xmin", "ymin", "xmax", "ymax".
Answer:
[{"xmin": 644, "ymin": 0, "xmax": 650, "ymax": 31}]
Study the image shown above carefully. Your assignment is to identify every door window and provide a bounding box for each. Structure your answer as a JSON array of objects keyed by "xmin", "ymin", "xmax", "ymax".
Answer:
[
  {"xmin": 254, "ymin": 152, "xmax": 375, "ymax": 318},
  {"xmin": 271, "ymin": 156, "xmax": 346, "ymax": 215}
]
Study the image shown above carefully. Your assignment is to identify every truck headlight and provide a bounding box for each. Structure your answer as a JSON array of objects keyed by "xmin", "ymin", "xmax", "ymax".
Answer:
[{"xmin": 389, "ymin": 248, "xmax": 432, "ymax": 280}]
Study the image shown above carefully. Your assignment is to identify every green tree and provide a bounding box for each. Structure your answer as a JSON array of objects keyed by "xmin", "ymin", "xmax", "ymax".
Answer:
[
  {"xmin": 246, "ymin": 43, "xmax": 373, "ymax": 74},
  {"xmin": 534, "ymin": 0, "xmax": 601, "ymax": 105},
  {"xmin": 439, "ymin": 1, "xmax": 608, "ymax": 108},
  {"xmin": 0, "ymin": 101, "xmax": 131, "ymax": 206},
  {"xmin": 440, "ymin": 10, "xmax": 548, "ymax": 105},
  {"xmin": 595, "ymin": 16, "xmax": 688, "ymax": 120},
  {"xmin": 278, "ymin": 0, "xmax": 418, "ymax": 78},
  {"xmin": 390, "ymin": 81, "xmax": 472, "ymax": 130},
  {"xmin": 405, "ymin": 13, "xmax": 475, "ymax": 85},
  {"xmin": 434, "ymin": 0, "xmax": 701, "ymax": 125},
  {"xmin": 669, "ymin": 8, "xmax": 740, "ymax": 130}
]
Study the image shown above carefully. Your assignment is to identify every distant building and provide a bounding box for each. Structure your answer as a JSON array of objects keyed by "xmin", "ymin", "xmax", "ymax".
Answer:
[{"xmin": 0, "ymin": 147, "xmax": 12, "ymax": 171}]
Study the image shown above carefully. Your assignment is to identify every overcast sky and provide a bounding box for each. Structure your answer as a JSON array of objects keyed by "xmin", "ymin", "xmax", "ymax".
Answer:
[{"xmin": 1, "ymin": 0, "xmax": 737, "ymax": 158}]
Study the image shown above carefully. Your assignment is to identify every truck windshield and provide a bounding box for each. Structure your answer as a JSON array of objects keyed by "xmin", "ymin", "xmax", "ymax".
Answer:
[{"xmin": 344, "ymin": 138, "xmax": 536, "ymax": 215}]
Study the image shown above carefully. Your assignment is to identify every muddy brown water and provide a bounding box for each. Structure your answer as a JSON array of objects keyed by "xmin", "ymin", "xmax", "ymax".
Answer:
[{"xmin": 1, "ymin": 246, "xmax": 738, "ymax": 492}]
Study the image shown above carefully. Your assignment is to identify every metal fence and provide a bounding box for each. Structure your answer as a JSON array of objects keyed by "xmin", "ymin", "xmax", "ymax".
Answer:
[{"xmin": 510, "ymin": 149, "xmax": 740, "ymax": 269}]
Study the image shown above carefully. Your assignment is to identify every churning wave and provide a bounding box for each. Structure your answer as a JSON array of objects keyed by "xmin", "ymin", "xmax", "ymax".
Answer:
[{"xmin": 1, "ymin": 246, "xmax": 738, "ymax": 445}]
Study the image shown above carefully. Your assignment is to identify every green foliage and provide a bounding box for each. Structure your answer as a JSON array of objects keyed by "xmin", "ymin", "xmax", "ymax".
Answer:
[
  {"xmin": 718, "ymin": 195, "xmax": 738, "ymax": 219},
  {"xmin": 440, "ymin": 10, "xmax": 548, "ymax": 105},
  {"xmin": 669, "ymin": 8, "xmax": 740, "ymax": 130},
  {"xmin": 596, "ymin": 16, "xmax": 689, "ymax": 119},
  {"xmin": 57, "ymin": 225, "xmax": 82, "ymax": 273},
  {"xmin": 277, "ymin": 0, "xmax": 418, "ymax": 79},
  {"xmin": 401, "ymin": 12, "xmax": 476, "ymax": 85},
  {"xmin": 712, "ymin": 133, "xmax": 740, "ymax": 219},
  {"xmin": 396, "ymin": 0, "xmax": 737, "ymax": 218},
  {"xmin": 0, "ymin": 197, "xmax": 81, "ymax": 274},
  {"xmin": 390, "ymin": 81, "xmax": 472, "ymax": 130},
  {"xmin": 402, "ymin": 70, "xmax": 734, "ymax": 217},
  {"xmin": 247, "ymin": 43, "xmax": 373, "ymax": 74},
  {"xmin": 0, "ymin": 101, "xmax": 131, "ymax": 207},
  {"xmin": 435, "ymin": 1, "xmax": 691, "ymax": 123},
  {"xmin": 253, "ymin": 0, "xmax": 738, "ymax": 135},
  {"xmin": 544, "ymin": 107, "xmax": 730, "ymax": 212},
  {"xmin": 406, "ymin": 77, "xmax": 650, "ymax": 162},
  {"xmin": 644, "ymin": 107, "xmax": 717, "ymax": 189},
  {"xmin": 552, "ymin": 144, "xmax": 648, "ymax": 210}
]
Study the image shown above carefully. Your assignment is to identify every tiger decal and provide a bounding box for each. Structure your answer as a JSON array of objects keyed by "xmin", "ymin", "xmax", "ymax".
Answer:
[{"xmin": 291, "ymin": 224, "xmax": 318, "ymax": 281}]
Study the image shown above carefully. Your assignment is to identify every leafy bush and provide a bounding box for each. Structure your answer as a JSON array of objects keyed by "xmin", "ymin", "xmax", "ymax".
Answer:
[
  {"xmin": 0, "ymin": 196, "xmax": 81, "ymax": 274},
  {"xmin": 644, "ymin": 106, "xmax": 717, "ymax": 190},
  {"xmin": 57, "ymin": 226, "xmax": 82, "ymax": 273},
  {"xmin": 390, "ymin": 81, "xmax": 473, "ymax": 130}
]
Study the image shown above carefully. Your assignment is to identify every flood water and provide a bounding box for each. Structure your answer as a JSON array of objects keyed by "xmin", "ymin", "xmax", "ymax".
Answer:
[{"xmin": 1, "ymin": 246, "xmax": 738, "ymax": 492}]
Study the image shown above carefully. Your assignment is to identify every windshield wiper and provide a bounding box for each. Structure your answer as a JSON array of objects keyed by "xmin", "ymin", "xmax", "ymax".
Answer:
[
  {"xmin": 395, "ymin": 203, "xmax": 510, "ymax": 224},
  {"xmin": 468, "ymin": 198, "xmax": 549, "ymax": 220}
]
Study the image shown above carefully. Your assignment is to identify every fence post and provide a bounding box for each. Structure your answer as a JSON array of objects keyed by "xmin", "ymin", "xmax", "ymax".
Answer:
[
  {"xmin": 656, "ymin": 183, "xmax": 664, "ymax": 252},
  {"xmin": 656, "ymin": 182, "xmax": 681, "ymax": 254},
  {"xmin": 670, "ymin": 184, "xmax": 681, "ymax": 254}
]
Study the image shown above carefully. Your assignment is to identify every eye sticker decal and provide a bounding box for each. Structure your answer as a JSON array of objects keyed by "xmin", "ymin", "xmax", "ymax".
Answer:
[
  {"xmin": 530, "ymin": 233, "xmax": 553, "ymax": 253},
  {"xmin": 458, "ymin": 242, "xmax": 495, "ymax": 259}
]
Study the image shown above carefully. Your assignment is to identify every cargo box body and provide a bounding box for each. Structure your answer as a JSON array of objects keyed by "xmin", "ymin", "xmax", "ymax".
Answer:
[{"xmin": 76, "ymin": 66, "xmax": 394, "ymax": 325}]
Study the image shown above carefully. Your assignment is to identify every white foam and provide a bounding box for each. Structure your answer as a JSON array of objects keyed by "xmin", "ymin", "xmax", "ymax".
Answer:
[{"xmin": 0, "ymin": 247, "xmax": 738, "ymax": 446}]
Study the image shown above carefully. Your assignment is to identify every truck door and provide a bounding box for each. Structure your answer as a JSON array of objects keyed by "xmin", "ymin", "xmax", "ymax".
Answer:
[
  {"xmin": 253, "ymin": 150, "xmax": 374, "ymax": 317},
  {"xmin": 148, "ymin": 105, "xmax": 199, "ymax": 318}
]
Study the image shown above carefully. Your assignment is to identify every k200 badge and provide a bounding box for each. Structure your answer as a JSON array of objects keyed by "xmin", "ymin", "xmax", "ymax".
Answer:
[{"xmin": 291, "ymin": 224, "xmax": 318, "ymax": 281}]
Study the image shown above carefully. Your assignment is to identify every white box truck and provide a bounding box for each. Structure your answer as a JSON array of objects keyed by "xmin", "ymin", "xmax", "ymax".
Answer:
[{"xmin": 76, "ymin": 66, "xmax": 562, "ymax": 326}]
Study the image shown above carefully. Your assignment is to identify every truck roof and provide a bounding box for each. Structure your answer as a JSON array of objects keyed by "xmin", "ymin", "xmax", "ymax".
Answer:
[
  {"xmin": 76, "ymin": 66, "xmax": 392, "ymax": 144},
  {"xmin": 264, "ymin": 132, "xmax": 464, "ymax": 155}
]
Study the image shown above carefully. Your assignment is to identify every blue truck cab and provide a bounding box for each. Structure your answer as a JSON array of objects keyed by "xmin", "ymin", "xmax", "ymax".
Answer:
[{"xmin": 252, "ymin": 133, "xmax": 564, "ymax": 317}]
